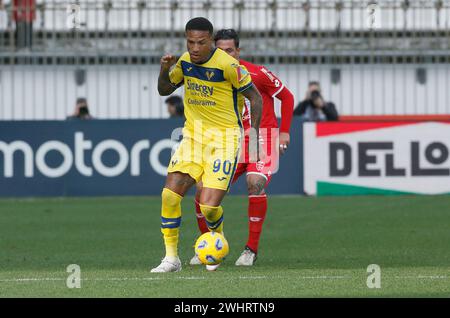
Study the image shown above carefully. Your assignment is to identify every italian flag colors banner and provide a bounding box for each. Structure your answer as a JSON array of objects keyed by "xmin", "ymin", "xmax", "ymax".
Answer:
[{"xmin": 303, "ymin": 121, "xmax": 450, "ymax": 196}]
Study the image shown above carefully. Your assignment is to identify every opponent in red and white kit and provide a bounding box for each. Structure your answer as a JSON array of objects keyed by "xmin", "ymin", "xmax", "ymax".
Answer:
[{"xmin": 191, "ymin": 29, "xmax": 294, "ymax": 266}]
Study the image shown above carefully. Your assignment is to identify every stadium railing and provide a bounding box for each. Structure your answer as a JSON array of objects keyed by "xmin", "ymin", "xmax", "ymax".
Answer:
[{"xmin": 0, "ymin": 0, "xmax": 449, "ymax": 120}]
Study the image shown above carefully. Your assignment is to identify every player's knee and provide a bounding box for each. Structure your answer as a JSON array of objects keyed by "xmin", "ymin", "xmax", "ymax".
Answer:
[
  {"xmin": 247, "ymin": 179, "xmax": 266, "ymax": 195},
  {"xmin": 199, "ymin": 204, "xmax": 223, "ymax": 230},
  {"xmin": 161, "ymin": 188, "xmax": 182, "ymax": 208},
  {"xmin": 199, "ymin": 204, "xmax": 220, "ymax": 220}
]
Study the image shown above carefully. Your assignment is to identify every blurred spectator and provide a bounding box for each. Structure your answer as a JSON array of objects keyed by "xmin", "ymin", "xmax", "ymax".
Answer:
[
  {"xmin": 0, "ymin": 1, "xmax": 11, "ymax": 30},
  {"xmin": 67, "ymin": 98, "xmax": 94, "ymax": 120},
  {"xmin": 12, "ymin": 0, "xmax": 36, "ymax": 50},
  {"xmin": 0, "ymin": 1, "xmax": 5, "ymax": 20},
  {"xmin": 165, "ymin": 95, "xmax": 184, "ymax": 118},
  {"xmin": 293, "ymin": 81, "xmax": 339, "ymax": 121}
]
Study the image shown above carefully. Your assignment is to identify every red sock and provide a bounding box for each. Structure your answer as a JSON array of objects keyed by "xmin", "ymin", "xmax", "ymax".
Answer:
[
  {"xmin": 195, "ymin": 200, "xmax": 209, "ymax": 234},
  {"xmin": 246, "ymin": 195, "xmax": 267, "ymax": 253}
]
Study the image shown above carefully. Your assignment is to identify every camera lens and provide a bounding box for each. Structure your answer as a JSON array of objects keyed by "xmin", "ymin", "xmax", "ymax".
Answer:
[{"xmin": 310, "ymin": 90, "xmax": 320, "ymax": 100}]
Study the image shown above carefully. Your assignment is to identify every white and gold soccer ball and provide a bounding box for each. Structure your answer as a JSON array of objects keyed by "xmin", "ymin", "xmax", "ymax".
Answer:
[{"xmin": 194, "ymin": 231, "xmax": 229, "ymax": 265}]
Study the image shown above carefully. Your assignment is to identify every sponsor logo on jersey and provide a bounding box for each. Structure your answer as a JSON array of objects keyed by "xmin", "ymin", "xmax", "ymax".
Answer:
[
  {"xmin": 187, "ymin": 98, "xmax": 216, "ymax": 106},
  {"xmin": 261, "ymin": 67, "xmax": 275, "ymax": 81},
  {"xmin": 186, "ymin": 79, "xmax": 214, "ymax": 96}
]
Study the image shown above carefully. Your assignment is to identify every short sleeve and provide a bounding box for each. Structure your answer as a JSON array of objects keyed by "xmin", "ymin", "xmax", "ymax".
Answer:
[
  {"xmin": 224, "ymin": 62, "xmax": 253, "ymax": 92},
  {"xmin": 169, "ymin": 58, "xmax": 184, "ymax": 88}
]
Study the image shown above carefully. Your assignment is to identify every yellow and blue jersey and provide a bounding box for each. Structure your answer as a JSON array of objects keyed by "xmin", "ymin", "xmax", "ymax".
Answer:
[{"xmin": 169, "ymin": 48, "xmax": 253, "ymax": 140}]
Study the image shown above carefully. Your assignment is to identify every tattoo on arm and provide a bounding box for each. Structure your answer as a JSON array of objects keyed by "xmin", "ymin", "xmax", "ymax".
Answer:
[
  {"xmin": 242, "ymin": 85, "xmax": 263, "ymax": 160},
  {"xmin": 158, "ymin": 68, "xmax": 176, "ymax": 96},
  {"xmin": 242, "ymin": 85, "xmax": 263, "ymax": 131}
]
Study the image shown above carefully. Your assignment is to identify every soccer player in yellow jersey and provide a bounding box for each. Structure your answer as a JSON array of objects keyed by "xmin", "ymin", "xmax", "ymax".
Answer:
[{"xmin": 151, "ymin": 17, "xmax": 263, "ymax": 272}]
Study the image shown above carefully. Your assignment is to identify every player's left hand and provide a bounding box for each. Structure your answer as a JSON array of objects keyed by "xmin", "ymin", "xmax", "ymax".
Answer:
[{"xmin": 279, "ymin": 132, "xmax": 290, "ymax": 155}]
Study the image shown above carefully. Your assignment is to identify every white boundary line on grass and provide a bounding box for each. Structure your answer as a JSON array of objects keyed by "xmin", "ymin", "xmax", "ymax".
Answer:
[
  {"xmin": 0, "ymin": 275, "xmax": 352, "ymax": 283},
  {"xmin": 1, "ymin": 275, "xmax": 448, "ymax": 283},
  {"xmin": 394, "ymin": 275, "xmax": 449, "ymax": 280}
]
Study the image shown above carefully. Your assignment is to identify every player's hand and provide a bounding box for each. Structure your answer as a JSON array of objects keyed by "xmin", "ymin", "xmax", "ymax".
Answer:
[
  {"xmin": 279, "ymin": 132, "xmax": 290, "ymax": 155},
  {"xmin": 160, "ymin": 54, "xmax": 177, "ymax": 71}
]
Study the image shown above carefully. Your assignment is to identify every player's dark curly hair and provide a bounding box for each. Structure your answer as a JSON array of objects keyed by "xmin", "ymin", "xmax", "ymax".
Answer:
[
  {"xmin": 185, "ymin": 17, "xmax": 214, "ymax": 35},
  {"xmin": 214, "ymin": 29, "xmax": 240, "ymax": 48}
]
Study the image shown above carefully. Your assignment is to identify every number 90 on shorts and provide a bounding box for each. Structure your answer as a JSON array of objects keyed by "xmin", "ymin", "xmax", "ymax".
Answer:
[{"xmin": 167, "ymin": 137, "xmax": 239, "ymax": 191}]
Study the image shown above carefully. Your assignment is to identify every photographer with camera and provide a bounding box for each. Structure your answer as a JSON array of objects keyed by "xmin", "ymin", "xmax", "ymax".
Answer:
[
  {"xmin": 293, "ymin": 81, "xmax": 339, "ymax": 121},
  {"xmin": 67, "ymin": 97, "xmax": 94, "ymax": 120}
]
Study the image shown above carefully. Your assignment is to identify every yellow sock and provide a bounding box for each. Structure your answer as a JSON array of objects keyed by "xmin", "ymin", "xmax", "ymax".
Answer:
[
  {"xmin": 199, "ymin": 204, "xmax": 224, "ymax": 234},
  {"xmin": 161, "ymin": 188, "xmax": 182, "ymax": 258}
]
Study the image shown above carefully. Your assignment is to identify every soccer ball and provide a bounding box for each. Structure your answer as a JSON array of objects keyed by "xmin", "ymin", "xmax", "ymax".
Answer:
[{"xmin": 194, "ymin": 231, "xmax": 229, "ymax": 265}]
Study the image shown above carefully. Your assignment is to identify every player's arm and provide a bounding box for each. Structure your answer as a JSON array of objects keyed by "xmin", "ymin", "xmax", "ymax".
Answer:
[
  {"xmin": 225, "ymin": 62, "xmax": 262, "ymax": 134},
  {"xmin": 276, "ymin": 86, "xmax": 295, "ymax": 155},
  {"xmin": 242, "ymin": 84, "xmax": 262, "ymax": 132},
  {"xmin": 241, "ymin": 84, "xmax": 263, "ymax": 162},
  {"xmin": 260, "ymin": 67, "xmax": 295, "ymax": 155},
  {"xmin": 224, "ymin": 62, "xmax": 262, "ymax": 160},
  {"xmin": 158, "ymin": 54, "xmax": 180, "ymax": 96}
]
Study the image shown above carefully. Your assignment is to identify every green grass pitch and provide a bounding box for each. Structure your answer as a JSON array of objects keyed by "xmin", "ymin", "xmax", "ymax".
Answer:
[{"xmin": 0, "ymin": 195, "xmax": 449, "ymax": 297}]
